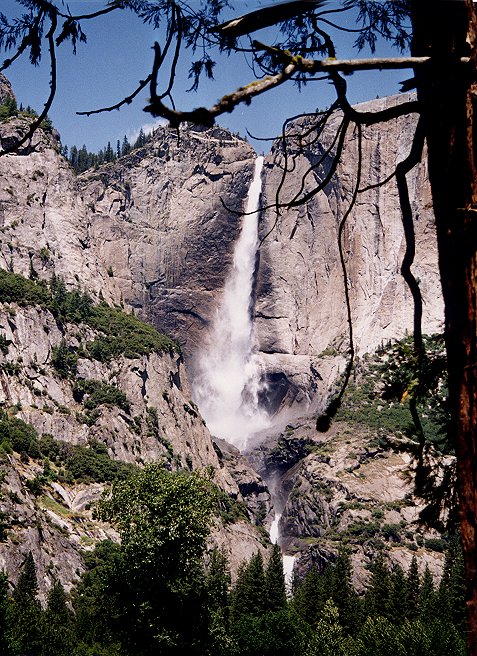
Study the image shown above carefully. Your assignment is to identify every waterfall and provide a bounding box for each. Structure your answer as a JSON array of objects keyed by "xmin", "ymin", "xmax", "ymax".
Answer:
[
  {"xmin": 269, "ymin": 512, "xmax": 295, "ymax": 593},
  {"xmin": 193, "ymin": 156, "xmax": 269, "ymax": 451}
]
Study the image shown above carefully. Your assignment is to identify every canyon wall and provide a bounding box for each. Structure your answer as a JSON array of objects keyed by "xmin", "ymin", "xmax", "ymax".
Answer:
[{"xmin": 255, "ymin": 94, "xmax": 444, "ymax": 417}]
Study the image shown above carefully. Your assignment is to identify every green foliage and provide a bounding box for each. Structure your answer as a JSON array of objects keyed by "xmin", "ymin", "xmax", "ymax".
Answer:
[
  {"xmin": 7, "ymin": 552, "xmax": 42, "ymax": 656},
  {"xmin": 0, "ymin": 270, "xmax": 50, "ymax": 307},
  {"xmin": 51, "ymin": 339, "xmax": 78, "ymax": 378},
  {"xmin": 0, "ymin": 409, "xmax": 39, "ymax": 458},
  {"xmin": 0, "ymin": 271, "xmax": 178, "ymax": 367},
  {"xmin": 0, "ymin": 411, "xmax": 134, "ymax": 484},
  {"xmin": 0, "ymin": 96, "xmax": 17, "ymax": 121},
  {"xmin": 265, "ymin": 544, "xmax": 287, "ymax": 612},
  {"xmin": 61, "ymin": 442, "xmax": 135, "ymax": 484},
  {"xmin": 231, "ymin": 552, "xmax": 266, "ymax": 621},
  {"xmin": 73, "ymin": 379, "xmax": 130, "ymax": 414},
  {"xmin": 85, "ymin": 303, "xmax": 178, "ymax": 361},
  {"xmin": 41, "ymin": 580, "xmax": 75, "ymax": 656},
  {"xmin": 336, "ymin": 334, "xmax": 450, "ymax": 449},
  {"xmin": 306, "ymin": 599, "xmax": 350, "ymax": 656},
  {"xmin": 67, "ymin": 130, "xmax": 152, "ymax": 173},
  {"xmin": 88, "ymin": 465, "xmax": 216, "ymax": 654}
]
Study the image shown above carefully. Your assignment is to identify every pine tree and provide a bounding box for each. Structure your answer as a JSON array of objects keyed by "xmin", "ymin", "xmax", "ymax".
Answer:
[
  {"xmin": 116, "ymin": 139, "xmax": 121, "ymax": 159},
  {"xmin": 306, "ymin": 599, "xmax": 350, "ymax": 656},
  {"xmin": 438, "ymin": 536, "xmax": 466, "ymax": 633},
  {"xmin": 40, "ymin": 580, "xmax": 75, "ymax": 656},
  {"xmin": 265, "ymin": 544, "xmax": 286, "ymax": 612},
  {"xmin": 291, "ymin": 566, "xmax": 326, "ymax": 626},
  {"xmin": 418, "ymin": 564, "xmax": 436, "ymax": 623},
  {"xmin": 205, "ymin": 548, "xmax": 234, "ymax": 655},
  {"xmin": 7, "ymin": 552, "xmax": 42, "ymax": 656},
  {"xmin": 104, "ymin": 141, "xmax": 114, "ymax": 162},
  {"xmin": 13, "ymin": 552, "xmax": 38, "ymax": 604},
  {"xmin": 134, "ymin": 128, "xmax": 146, "ymax": 149},
  {"xmin": 330, "ymin": 547, "xmax": 359, "ymax": 634},
  {"xmin": 363, "ymin": 553, "xmax": 392, "ymax": 620},
  {"xmin": 0, "ymin": 572, "xmax": 9, "ymax": 656},
  {"xmin": 69, "ymin": 145, "xmax": 78, "ymax": 170},
  {"xmin": 76, "ymin": 145, "xmax": 89, "ymax": 173},
  {"xmin": 406, "ymin": 555, "xmax": 420, "ymax": 617},
  {"xmin": 121, "ymin": 135, "xmax": 131, "ymax": 156},
  {"xmin": 389, "ymin": 565, "xmax": 408, "ymax": 625},
  {"xmin": 230, "ymin": 552, "xmax": 266, "ymax": 621}
]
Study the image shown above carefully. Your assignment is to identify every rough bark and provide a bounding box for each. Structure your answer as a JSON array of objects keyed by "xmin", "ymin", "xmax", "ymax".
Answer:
[{"xmin": 411, "ymin": 1, "xmax": 477, "ymax": 651}]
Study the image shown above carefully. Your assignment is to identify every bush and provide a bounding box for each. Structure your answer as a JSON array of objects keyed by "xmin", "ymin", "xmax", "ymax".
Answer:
[
  {"xmin": 51, "ymin": 340, "xmax": 78, "ymax": 378},
  {"xmin": 73, "ymin": 380, "xmax": 130, "ymax": 414}
]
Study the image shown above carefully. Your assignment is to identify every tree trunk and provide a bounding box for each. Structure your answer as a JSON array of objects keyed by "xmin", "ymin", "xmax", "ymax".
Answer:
[{"xmin": 411, "ymin": 1, "xmax": 477, "ymax": 652}]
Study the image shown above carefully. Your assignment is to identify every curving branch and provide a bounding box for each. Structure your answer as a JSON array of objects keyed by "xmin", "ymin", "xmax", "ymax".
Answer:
[
  {"xmin": 0, "ymin": 10, "xmax": 57, "ymax": 157},
  {"xmin": 145, "ymin": 56, "xmax": 299, "ymax": 127},
  {"xmin": 317, "ymin": 122, "xmax": 363, "ymax": 431}
]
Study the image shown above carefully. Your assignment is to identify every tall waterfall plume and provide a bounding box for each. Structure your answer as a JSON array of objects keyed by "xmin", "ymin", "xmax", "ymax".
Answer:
[{"xmin": 194, "ymin": 156, "xmax": 269, "ymax": 450}]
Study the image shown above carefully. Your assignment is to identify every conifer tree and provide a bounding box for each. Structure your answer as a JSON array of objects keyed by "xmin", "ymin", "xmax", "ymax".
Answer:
[
  {"xmin": 406, "ymin": 555, "xmax": 420, "ymax": 617},
  {"xmin": 363, "ymin": 554, "xmax": 392, "ymax": 620},
  {"xmin": 104, "ymin": 141, "xmax": 114, "ymax": 162},
  {"xmin": 330, "ymin": 547, "xmax": 359, "ymax": 634},
  {"xmin": 291, "ymin": 566, "xmax": 325, "ymax": 626},
  {"xmin": 134, "ymin": 128, "xmax": 146, "ymax": 149},
  {"xmin": 389, "ymin": 565, "xmax": 408, "ymax": 625},
  {"xmin": 7, "ymin": 552, "xmax": 42, "ymax": 656},
  {"xmin": 121, "ymin": 135, "xmax": 131, "ymax": 157},
  {"xmin": 0, "ymin": 572, "xmax": 9, "ymax": 656},
  {"xmin": 265, "ymin": 544, "xmax": 286, "ymax": 612},
  {"xmin": 69, "ymin": 145, "xmax": 78, "ymax": 170},
  {"xmin": 40, "ymin": 580, "xmax": 75, "ymax": 656},
  {"xmin": 231, "ymin": 552, "xmax": 266, "ymax": 621},
  {"xmin": 418, "ymin": 564, "xmax": 436, "ymax": 623},
  {"xmin": 306, "ymin": 599, "xmax": 350, "ymax": 656},
  {"xmin": 438, "ymin": 536, "xmax": 466, "ymax": 633},
  {"xmin": 205, "ymin": 548, "xmax": 234, "ymax": 655}
]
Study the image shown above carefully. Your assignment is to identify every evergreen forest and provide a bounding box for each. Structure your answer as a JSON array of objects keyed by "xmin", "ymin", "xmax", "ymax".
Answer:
[{"xmin": 0, "ymin": 461, "xmax": 467, "ymax": 656}]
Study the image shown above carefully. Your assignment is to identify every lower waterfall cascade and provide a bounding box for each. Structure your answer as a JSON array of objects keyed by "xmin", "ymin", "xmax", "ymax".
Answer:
[{"xmin": 193, "ymin": 155, "xmax": 270, "ymax": 451}]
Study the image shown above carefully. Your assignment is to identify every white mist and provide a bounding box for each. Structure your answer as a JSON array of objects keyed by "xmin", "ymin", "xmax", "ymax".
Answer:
[{"xmin": 193, "ymin": 156, "xmax": 269, "ymax": 450}]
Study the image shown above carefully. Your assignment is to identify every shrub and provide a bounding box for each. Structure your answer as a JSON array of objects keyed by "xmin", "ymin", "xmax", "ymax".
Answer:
[
  {"xmin": 51, "ymin": 340, "xmax": 78, "ymax": 378},
  {"xmin": 73, "ymin": 379, "xmax": 130, "ymax": 414}
]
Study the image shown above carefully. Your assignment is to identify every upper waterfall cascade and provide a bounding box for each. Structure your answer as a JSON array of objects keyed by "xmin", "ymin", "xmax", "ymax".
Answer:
[{"xmin": 193, "ymin": 156, "xmax": 269, "ymax": 451}]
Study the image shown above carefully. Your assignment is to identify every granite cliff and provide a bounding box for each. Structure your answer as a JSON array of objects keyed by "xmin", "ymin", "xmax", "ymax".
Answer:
[
  {"xmin": 255, "ymin": 94, "xmax": 443, "ymax": 418},
  {"xmin": 0, "ymin": 85, "xmax": 447, "ymax": 592}
]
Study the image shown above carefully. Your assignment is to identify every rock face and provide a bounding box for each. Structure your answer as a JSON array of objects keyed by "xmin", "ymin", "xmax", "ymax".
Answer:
[
  {"xmin": 255, "ymin": 94, "xmax": 444, "ymax": 418},
  {"xmin": 0, "ymin": 74, "xmax": 14, "ymax": 104},
  {"xmin": 0, "ymin": 91, "xmax": 448, "ymax": 593},
  {"xmin": 80, "ymin": 125, "xmax": 256, "ymax": 358},
  {"xmin": 0, "ymin": 118, "xmax": 256, "ymax": 359},
  {"xmin": 250, "ymin": 417, "xmax": 448, "ymax": 589}
]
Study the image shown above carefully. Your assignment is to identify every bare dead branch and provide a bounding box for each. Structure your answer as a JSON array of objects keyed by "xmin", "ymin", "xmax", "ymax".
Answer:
[{"xmin": 77, "ymin": 75, "xmax": 152, "ymax": 116}]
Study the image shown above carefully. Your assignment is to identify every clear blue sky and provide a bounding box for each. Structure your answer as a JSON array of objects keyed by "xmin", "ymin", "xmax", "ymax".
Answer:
[{"xmin": 1, "ymin": 1, "xmax": 412, "ymax": 153}]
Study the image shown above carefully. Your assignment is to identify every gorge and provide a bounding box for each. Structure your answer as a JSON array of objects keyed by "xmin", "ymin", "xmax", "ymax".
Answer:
[{"xmin": 0, "ymin": 71, "xmax": 450, "ymax": 601}]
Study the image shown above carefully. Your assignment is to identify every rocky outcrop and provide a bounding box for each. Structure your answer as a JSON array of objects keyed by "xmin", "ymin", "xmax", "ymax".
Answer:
[
  {"xmin": 0, "ymin": 298, "xmax": 270, "ymax": 594},
  {"xmin": 80, "ymin": 125, "xmax": 256, "ymax": 357},
  {"xmin": 0, "ymin": 74, "xmax": 14, "ymax": 104},
  {"xmin": 0, "ymin": 118, "xmax": 256, "ymax": 359},
  {"xmin": 255, "ymin": 94, "xmax": 444, "ymax": 418},
  {"xmin": 251, "ymin": 417, "xmax": 448, "ymax": 589}
]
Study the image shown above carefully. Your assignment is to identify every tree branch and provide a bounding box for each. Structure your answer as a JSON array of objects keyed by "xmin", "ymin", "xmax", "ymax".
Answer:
[{"xmin": 145, "ymin": 60, "xmax": 298, "ymax": 127}]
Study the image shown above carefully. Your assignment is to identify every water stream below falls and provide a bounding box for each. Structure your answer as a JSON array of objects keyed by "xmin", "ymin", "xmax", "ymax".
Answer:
[{"xmin": 193, "ymin": 155, "xmax": 295, "ymax": 583}]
